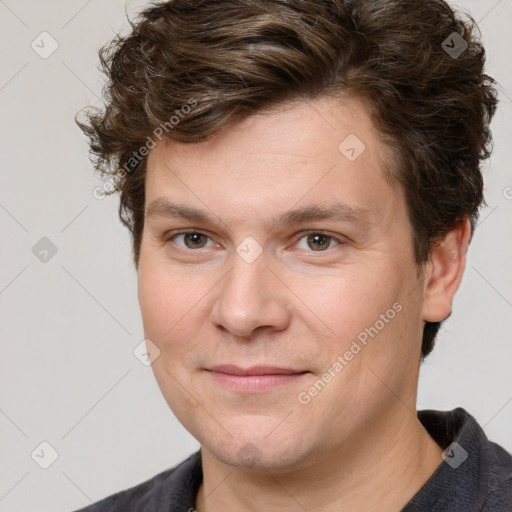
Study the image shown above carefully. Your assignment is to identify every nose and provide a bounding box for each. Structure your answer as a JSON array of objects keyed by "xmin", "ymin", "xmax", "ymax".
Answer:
[{"xmin": 210, "ymin": 248, "xmax": 291, "ymax": 338}]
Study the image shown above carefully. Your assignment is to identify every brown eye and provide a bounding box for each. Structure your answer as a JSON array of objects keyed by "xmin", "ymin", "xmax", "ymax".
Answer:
[
  {"xmin": 168, "ymin": 232, "xmax": 213, "ymax": 250},
  {"xmin": 307, "ymin": 233, "xmax": 331, "ymax": 251},
  {"xmin": 182, "ymin": 233, "xmax": 208, "ymax": 249},
  {"xmin": 295, "ymin": 231, "xmax": 342, "ymax": 252}
]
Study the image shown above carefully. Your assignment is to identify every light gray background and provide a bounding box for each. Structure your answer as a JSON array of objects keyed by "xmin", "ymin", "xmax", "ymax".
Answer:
[{"xmin": 0, "ymin": 1, "xmax": 511, "ymax": 510}]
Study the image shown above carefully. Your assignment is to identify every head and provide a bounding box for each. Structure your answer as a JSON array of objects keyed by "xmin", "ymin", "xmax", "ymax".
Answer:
[{"xmin": 78, "ymin": 0, "xmax": 497, "ymax": 471}]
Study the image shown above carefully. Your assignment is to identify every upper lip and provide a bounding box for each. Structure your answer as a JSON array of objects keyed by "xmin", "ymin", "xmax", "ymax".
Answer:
[{"xmin": 207, "ymin": 364, "xmax": 307, "ymax": 376}]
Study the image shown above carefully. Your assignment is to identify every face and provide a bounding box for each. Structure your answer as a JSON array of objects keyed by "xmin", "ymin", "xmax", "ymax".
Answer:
[{"xmin": 137, "ymin": 95, "xmax": 429, "ymax": 473}]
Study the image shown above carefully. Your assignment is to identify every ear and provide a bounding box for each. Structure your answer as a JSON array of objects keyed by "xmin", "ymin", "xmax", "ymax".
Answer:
[{"xmin": 421, "ymin": 217, "xmax": 471, "ymax": 322}]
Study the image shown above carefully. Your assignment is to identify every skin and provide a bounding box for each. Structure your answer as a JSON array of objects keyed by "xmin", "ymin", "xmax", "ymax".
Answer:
[{"xmin": 137, "ymin": 95, "xmax": 471, "ymax": 511}]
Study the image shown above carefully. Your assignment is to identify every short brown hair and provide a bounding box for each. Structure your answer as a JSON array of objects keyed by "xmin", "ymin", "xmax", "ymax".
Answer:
[{"xmin": 77, "ymin": 0, "xmax": 498, "ymax": 358}]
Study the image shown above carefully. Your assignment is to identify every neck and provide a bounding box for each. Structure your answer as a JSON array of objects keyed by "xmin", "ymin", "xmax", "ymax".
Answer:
[{"xmin": 195, "ymin": 408, "xmax": 443, "ymax": 512}]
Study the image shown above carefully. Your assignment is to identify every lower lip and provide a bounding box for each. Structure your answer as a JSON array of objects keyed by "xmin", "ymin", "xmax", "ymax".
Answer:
[{"xmin": 207, "ymin": 371, "xmax": 309, "ymax": 393}]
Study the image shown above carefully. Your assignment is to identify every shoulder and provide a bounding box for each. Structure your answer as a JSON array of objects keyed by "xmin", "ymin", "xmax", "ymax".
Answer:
[
  {"xmin": 482, "ymin": 478, "xmax": 512, "ymax": 511},
  {"xmin": 404, "ymin": 408, "xmax": 512, "ymax": 511},
  {"xmin": 481, "ymin": 440, "xmax": 512, "ymax": 511},
  {"xmin": 69, "ymin": 450, "xmax": 201, "ymax": 512}
]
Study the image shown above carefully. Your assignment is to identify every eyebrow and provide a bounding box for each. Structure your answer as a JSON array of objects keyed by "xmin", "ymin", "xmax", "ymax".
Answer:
[{"xmin": 145, "ymin": 198, "xmax": 371, "ymax": 231}]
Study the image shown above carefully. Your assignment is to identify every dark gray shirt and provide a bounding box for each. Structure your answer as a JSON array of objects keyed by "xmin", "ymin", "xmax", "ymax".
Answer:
[{"xmin": 72, "ymin": 408, "xmax": 512, "ymax": 511}]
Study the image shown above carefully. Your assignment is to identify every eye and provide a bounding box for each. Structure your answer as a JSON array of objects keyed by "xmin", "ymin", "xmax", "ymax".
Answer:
[
  {"xmin": 295, "ymin": 231, "xmax": 343, "ymax": 252},
  {"xmin": 166, "ymin": 231, "xmax": 216, "ymax": 250},
  {"xmin": 164, "ymin": 229, "xmax": 345, "ymax": 253}
]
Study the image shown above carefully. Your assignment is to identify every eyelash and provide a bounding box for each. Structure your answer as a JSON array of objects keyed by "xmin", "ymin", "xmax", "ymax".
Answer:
[{"xmin": 163, "ymin": 229, "xmax": 346, "ymax": 254}]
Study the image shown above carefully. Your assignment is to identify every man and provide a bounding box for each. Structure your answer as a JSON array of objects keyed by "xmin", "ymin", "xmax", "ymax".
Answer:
[{"xmin": 74, "ymin": 0, "xmax": 512, "ymax": 510}]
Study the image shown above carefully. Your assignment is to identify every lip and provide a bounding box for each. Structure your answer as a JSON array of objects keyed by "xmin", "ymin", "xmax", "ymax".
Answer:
[
  {"xmin": 206, "ymin": 365, "xmax": 310, "ymax": 393},
  {"xmin": 207, "ymin": 364, "xmax": 306, "ymax": 376}
]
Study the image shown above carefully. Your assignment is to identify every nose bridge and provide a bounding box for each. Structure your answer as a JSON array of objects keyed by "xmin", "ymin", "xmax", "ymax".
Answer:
[{"xmin": 211, "ymin": 246, "xmax": 290, "ymax": 337}]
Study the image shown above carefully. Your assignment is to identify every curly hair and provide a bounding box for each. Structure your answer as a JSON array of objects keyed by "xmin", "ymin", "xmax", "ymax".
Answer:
[{"xmin": 77, "ymin": 0, "xmax": 498, "ymax": 358}]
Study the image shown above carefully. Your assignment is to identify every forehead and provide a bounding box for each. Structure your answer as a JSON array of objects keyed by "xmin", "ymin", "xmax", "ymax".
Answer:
[
  {"xmin": 144, "ymin": 95, "xmax": 402, "ymax": 227},
  {"xmin": 149, "ymin": 95, "xmax": 383, "ymax": 167}
]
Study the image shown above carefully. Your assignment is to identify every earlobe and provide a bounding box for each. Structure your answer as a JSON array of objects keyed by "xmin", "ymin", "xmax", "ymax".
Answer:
[{"xmin": 421, "ymin": 217, "xmax": 471, "ymax": 323}]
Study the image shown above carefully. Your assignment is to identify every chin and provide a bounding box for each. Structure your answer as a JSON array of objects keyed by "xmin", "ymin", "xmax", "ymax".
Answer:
[{"xmin": 201, "ymin": 420, "xmax": 311, "ymax": 471}]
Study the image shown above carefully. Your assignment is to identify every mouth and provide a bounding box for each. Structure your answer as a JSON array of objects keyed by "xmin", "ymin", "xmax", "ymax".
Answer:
[{"xmin": 205, "ymin": 365, "xmax": 310, "ymax": 393}]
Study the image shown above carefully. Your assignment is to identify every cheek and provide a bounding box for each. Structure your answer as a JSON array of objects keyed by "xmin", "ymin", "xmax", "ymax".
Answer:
[
  {"xmin": 137, "ymin": 260, "xmax": 215, "ymax": 371},
  {"xmin": 138, "ymin": 273, "xmax": 173, "ymax": 338},
  {"xmin": 301, "ymin": 265, "xmax": 402, "ymax": 350},
  {"xmin": 137, "ymin": 264, "xmax": 209, "ymax": 428},
  {"xmin": 138, "ymin": 257, "xmax": 195, "ymax": 332}
]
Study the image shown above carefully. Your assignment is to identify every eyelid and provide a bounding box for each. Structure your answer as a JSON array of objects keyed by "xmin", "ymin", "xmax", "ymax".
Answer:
[
  {"xmin": 164, "ymin": 229, "xmax": 218, "ymax": 249},
  {"xmin": 292, "ymin": 229, "xmax": 347, "ymax": 252},
  {"xmin": 164, "ymin": 229, "xmax": 347, "ymax": 252}
]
